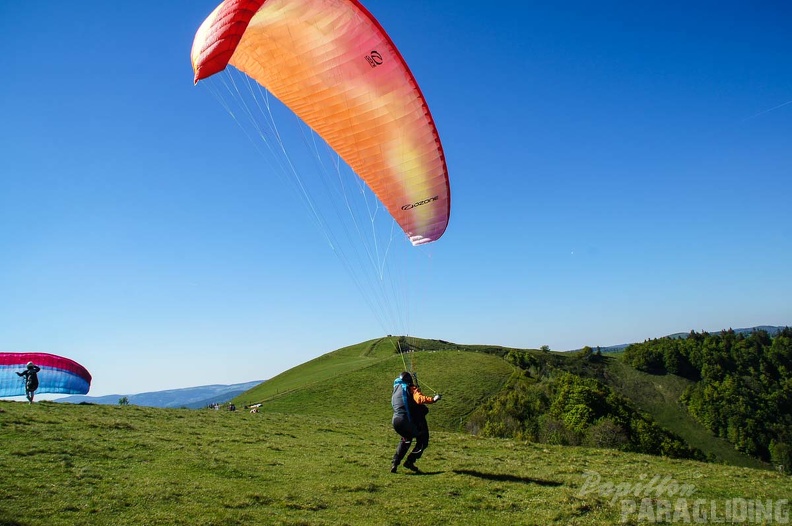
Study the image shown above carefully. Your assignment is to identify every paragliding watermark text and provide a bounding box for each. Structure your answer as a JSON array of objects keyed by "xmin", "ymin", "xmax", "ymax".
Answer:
[{"xmin": 577, "ymin": 470, "xmax": 789, "ymax": 523}]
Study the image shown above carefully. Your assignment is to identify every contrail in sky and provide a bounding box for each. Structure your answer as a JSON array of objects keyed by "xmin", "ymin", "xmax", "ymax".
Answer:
[{"xmin": 743, "ymin": 99, "xmax": 792, "ymax": 121}]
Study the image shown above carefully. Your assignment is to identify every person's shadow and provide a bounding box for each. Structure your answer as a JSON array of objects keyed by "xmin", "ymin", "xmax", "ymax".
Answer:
[{"xmin": 453, "ymin": 469, "xmax": 562, "ymax": 486}]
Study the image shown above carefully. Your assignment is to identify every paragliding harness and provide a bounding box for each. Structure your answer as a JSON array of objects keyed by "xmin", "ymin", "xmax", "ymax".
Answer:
[
  {"xmin": 393, "ymin": 376, "xmax": 413, "ymax": 425},
  {"xmin": 392, "ymin": 372, "xmax": 430, "ymax": 427}
]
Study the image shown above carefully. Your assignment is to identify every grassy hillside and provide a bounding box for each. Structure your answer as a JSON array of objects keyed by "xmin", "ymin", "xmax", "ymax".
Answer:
[
  {"xmin": 236, "ymin": 338, "xmax": 395, "ymax": 405},
  {"xmin": 602, "ymin": 359, "xmax": 763, "ymax": 469},
  {"xmin": 234, "ymin": 337, "xmax": 515, "ymax": 431},
  {"xmin": 2, "ymin": 401, "xmax": 790, "ymax": 526},
  {"xmin": 237, "ymin": 336, "xmax": 768, "ymax": 468}
]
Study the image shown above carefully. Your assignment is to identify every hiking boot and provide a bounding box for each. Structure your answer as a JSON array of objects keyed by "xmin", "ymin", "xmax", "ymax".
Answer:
[
  {"xmin": 390, "ymin": 463, "xmax": 398, "ymax": 473},
  {"xmin": 403, "ymin": 461, "xmax": 419, "ymax": 472}
]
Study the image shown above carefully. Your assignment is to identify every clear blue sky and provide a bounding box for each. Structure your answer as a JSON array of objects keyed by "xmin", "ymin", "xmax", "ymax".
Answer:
[{"xmin": 1, "ymin": 1, "xmax": 790, "ymax": 397}]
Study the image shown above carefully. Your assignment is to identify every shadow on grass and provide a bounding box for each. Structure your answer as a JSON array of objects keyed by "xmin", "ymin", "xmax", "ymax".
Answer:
[{"xmin": 453, "ymin": 469, "xmax": 562, "ymax": 486}]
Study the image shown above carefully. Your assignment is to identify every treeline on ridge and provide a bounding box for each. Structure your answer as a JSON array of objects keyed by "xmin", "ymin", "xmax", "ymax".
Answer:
[
  {"xmin": 465, "ymin": 348, "xmax": 705, "ymax": 461},
  {"xmin": 622, "ymin": 328, "xmax": 792, "ymax": 471}
]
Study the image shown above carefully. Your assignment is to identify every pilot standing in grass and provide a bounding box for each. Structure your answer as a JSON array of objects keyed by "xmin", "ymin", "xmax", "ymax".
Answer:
[
  {"xmin": 390, "ymin": 372, "xmax": 441, "ymax": 473},
  {"xmin": 17, "ymin": 362, "xmax": 41, "ymax": 404}
]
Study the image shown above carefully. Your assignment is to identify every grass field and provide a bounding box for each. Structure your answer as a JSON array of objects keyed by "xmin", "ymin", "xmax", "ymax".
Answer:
[
  {"xmin": 2, "ymin": 399, "xmax": 790, "ymax": 525},
  {"xmin": 3, "ymin": 338, "xmax": 789, "ymax": 525},
  {"xmin": 235, "ymin": 337, "xmax": 768, "ymax": 467}
]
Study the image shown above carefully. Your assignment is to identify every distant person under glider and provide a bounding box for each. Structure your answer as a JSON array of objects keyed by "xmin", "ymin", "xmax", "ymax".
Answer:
[
  {"xmin": 16, "ymin": 362, "xmax": 41, "ymax": 403},
  {"xmin": 0, "ymin": 353, "xmax": 92, "ymax": 400}
]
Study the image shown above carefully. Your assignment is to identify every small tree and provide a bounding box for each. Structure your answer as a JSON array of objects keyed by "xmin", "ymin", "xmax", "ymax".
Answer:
[
  {"xmin": 585, "ymin": 418, "xmax": 629, "ymax": 450},
  {"xmin": 118, "ymin": 396, "xmax": 129, "ymax": 406},
  {"xmin": 540, "ymin": 345, "xmax": 551, "ymax": 353},
  {"xmin": 581, "ymin": 346, "xmax": 594, "ymax": 361}
]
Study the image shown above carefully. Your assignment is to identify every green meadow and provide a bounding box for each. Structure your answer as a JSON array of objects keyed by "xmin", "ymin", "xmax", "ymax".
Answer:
[{"xmin": 2, "ymin": 337, "xmax": 790, "ymax": 525}]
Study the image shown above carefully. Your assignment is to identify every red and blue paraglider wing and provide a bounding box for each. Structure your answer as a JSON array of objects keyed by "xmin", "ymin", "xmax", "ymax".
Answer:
[{"xmin": 0, "ymin": 353, "xmax": 92, "ymax": 397}]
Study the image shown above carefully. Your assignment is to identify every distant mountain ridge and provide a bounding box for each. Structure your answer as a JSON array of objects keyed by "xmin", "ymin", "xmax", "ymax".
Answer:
[
  {"xmin": 590, "ymin": 325, "xmax": 787, "ymax": 354},
  {"xmin": 57, "ymin": 380, "xmax": 263, "ymax": 409}
]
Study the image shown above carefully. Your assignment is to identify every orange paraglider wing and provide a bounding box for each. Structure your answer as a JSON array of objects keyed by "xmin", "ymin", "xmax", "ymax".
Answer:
[{"xmin": 192, "ymin": 0, "xmax": 450, "ymax": 245}]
